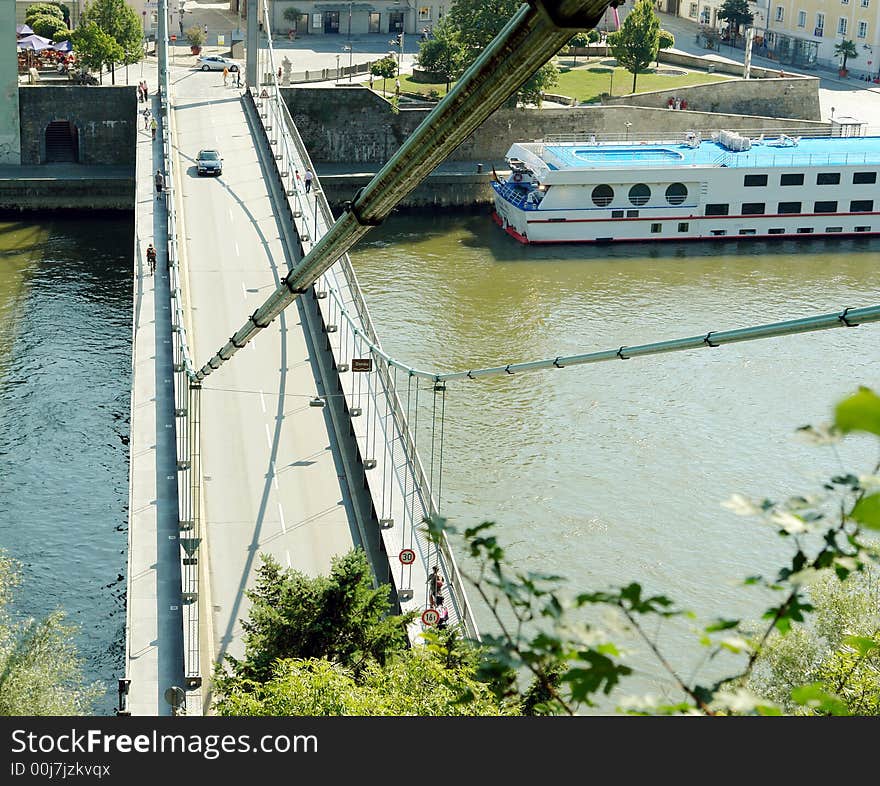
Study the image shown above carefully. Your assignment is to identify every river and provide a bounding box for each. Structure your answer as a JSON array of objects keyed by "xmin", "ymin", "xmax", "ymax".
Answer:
[
  {"xmin": 1, "ymin": 210, "xmax": 877, "ymax": 713},
  {"xmin": 348, "ymin": 212, "xmax": 880, "ymax": 705},
  {"xmin": 0, "ymin": 216, "xmax": 132, "ymax": 716}
]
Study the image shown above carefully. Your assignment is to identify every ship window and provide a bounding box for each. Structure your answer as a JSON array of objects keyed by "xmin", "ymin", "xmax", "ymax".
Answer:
[
  {"xmin": 780, "ymin": 173, "xmax": 805, "ymax": 186},
  {"xmin": 743, "ymin": 174, "xmax": 767, "ymax": 187},
  {"xmin": 651, "ymin": 223, "xmax": 662, "ymax": 233},
  {"xmin": 777, "ymin": 201, "xmax": 802, "ymax": 213},
  {"xmin": 626, "ymin": 209, "xmax": 640, "ymax": 217},
  {"xmin": 741, "ymin": 202, "xmax": 765, "ymax": 215},
  {"xmin": 611, "ymin": 210, "xmax": 625, "ymax": 218},
  {"xmin": 768, "ymin": 228, "xmax": 785, "ymax": 234},
  {"xmin": 850, "ymin": 199, "xmax": 874, "ymax": 212},
  {"xmin": 855, "ymin": 225, "xmax": 871, "ymax": 231},
  {"xmin": 678, "ymin": 222, "xmax": 689, "ymax": 232},
  {"xmin": 796, "ymin": 227, "xmax": 814, "ymax": 233},
  {"xmin": 628, "ymin": 183, "xmax": 651, "ymax": 206},
  {"xmin": 710, "ymin": 229, "xmax": 727, "ymax": 235},
  {"xmin": 814, "ymin": 201, "xmax": 837, "ymax": 213},
  {"xmin": 853, "ymin": 171, "xmax": 877, "ymax": 184},
  {"xmin": 705, "ymin": 203, "xmax": 729, "ymax": 215},
  {"xmin": 816, "ymin": 172, "xmax": 840, "ymax": 185},
  {"xmin": 591, "ymin": 184, "xmax": 614, "ymax": 207},
  {"xmin": 665, "ymin": 183, "xmax": 688, "ymax": 205},
  {"xmin": 825, "ymin": 227, "xmax": 843, "ymax": 232},
  {"xmin": 739, "ymin": 229, "xmax": 757, "ymax": 235}
]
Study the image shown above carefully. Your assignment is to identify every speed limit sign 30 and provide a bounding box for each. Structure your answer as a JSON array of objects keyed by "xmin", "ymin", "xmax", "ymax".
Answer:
[{"xmin": 398, "ymin": 548, "xmax": 416, "ymax": 565}]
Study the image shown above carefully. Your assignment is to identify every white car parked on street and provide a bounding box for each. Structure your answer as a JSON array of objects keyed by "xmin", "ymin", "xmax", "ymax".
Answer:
[{"xmin": 196, "ymin": 55, "xmax": 240, "ymax": 72}]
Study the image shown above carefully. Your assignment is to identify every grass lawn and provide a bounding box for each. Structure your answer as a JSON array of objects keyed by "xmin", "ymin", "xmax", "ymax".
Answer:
[{"xmin": 392, "ymin": 59, "xmax": 732, "ymax": 103}]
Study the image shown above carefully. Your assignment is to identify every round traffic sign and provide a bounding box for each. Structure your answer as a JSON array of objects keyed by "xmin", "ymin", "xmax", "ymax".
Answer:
[
  {"xmin": 422, "ymin": 608, "xmax": 440, "ymax": 626},
  {"xmin": 170, "ymin": 34, "xmax": 177, "ymax": 41},
  {"xmin": 398, "ymin": 548, "xmax": 416, "ymax": 565}
]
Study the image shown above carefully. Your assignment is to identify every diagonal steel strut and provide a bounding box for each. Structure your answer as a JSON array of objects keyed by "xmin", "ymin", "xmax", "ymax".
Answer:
[{"xmin": 194, "ymin": 1, "xmax": 612, "ymax": 380}]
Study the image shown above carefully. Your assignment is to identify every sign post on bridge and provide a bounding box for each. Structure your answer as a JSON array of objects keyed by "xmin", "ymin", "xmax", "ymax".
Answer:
[
  {"xmin": 398, "ymin": 548, "xmax": 415, "ymax": 565},
  {"xmin": 352, "ymin": 358, "xmax": 373, "ymax": 373}
]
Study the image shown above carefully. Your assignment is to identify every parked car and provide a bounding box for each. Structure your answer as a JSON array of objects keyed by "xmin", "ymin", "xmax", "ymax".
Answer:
[
  {"xmin": 196, "ymin": 149, "xmax": 222, "ymax": 176},
  {"xmin": 196, "ymin": 55, "xmax": 239, "ymax": 72}
]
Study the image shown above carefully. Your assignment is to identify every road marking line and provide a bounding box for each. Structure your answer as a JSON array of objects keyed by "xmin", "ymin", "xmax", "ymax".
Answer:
[
  {"xmin": 278, "ymin": 503, "xmax": 286, "ymax": 534},
  {"xmin": 234, "ymin": 241, "xmax": 240, "ymax": 256},
  {"xmin": 242, "ymin": 281, "xmax": 247, "ymax": 299},
  {"xmin": 260, "ymin": 389, "xmax": 266, "ymax": 413},
  {"xmin": 228, "ymin": 207, "xmax": 233, "ymax": 222},
  {"xmin": 286, "ymin": 550, "xmax": 291, "ymax": 568},
  {"xmin": 265, "ymin": 423, "xmax": 272, "ymax": 448}
]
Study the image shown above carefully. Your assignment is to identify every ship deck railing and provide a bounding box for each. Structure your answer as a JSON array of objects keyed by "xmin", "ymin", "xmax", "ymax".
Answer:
[{"xmin": 493, "ymin": 180, "xmax": 542, "ymax": 210}]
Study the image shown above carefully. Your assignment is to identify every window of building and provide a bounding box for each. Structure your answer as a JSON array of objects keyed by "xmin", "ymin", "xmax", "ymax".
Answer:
[
  {"xmin": 816, "ymin": 172, "xmax": 840, "ymax": 184},
  {"xmin": 825, "ymin": 226, "xmax": 843, "ymax": 232},
  {"xmin": 838, "ymin": 17, "xmax": 848, "ymax": 35},
  {"xmin": 706, "ymin": 203, "xmax": 729, "ymax": 215},
  {"xmin": 651, "ymin": 223, "xmax": 662, "ymax": 233},
  {"xmin": 768, "ymin": 228, "xmax": 786, "ymax": 234},
  {"xmin": 797, "ymin": 227, "xmax": 814, "ymax": 233},
  {"xmin": 858, "ymin": 21, "xmax": 868, "ymax": 38},
  {"xmin": 816, "ymin": 13, "xmax": 825, "ymax": 34},
  {"xmin": 611, "ymin": 209, "xmax": 625, "ymax": 218},
  {"xmin": 591, "ymin": 184, "xmax": 614, "ymax": 207},
  {"xmin": 628, "ymin": 183, "xmax": 651, "ymax": 206},
  {"xmin": 850, "ymin": 199, "xmax": 874, "ymax": 211},
  {"xmin": 744, "ymin": 174, "xmax": 768, "ymax": 186},
  {"xmin": 678, "ymin": 222, "xmax": 689, "ymax": 232},
  {"xmin": 841, "ymin": 0, "xmax": 849, "ymax": 4},
  {"xmin": 797, "ymin": 10, "xmax": 807, "ymax": 27},
  {"xmin": 700, "ymin": 7, "xmax": 711, "ymax": 24},
  {"xmin": 775, "ymin": 6, "xmax": 785, "ymax": 22},
  {"xmin": 665, "ymin": 183, "xmax": 688, "ymax": 205},
  {"xmin": 626, "ymin": 209, "xmax": 640, "ymax": 217},
  {"xmin": 418, "ymin": 7, "xmax": 431, "ymax": 21},
  {"xmin": 855, "ymin": 225, "xmax": 871, "ymax": 231},
  {"xmin": 853, "ymin": 171, "xmax": 877, "ymax": 183},
  {"xmin": 778, "ymin": 202, "xmax": 802, "ymax": 213},
  {"xmin": 710, "ymin": 229, "xmax": 728, "ymax": 235},
  {"xmin": 781, "ymin": 173, "xmax": 804, "ymax": 185},
  {"xmin": 814, "ymin": 201, "xmax": 838, "ymax": 212},
  {"xmin": 860, "ymin": 0, "xmax": 870, "ymax": 7},
  {"xmin": 742, "ymin": 202, "xmax": 765, "ymax": 214},
  {"xmin": 739, "ymin": 228, "xmax": 757, "ymax": 235},
  {"xmin": 689, "ymin": 2, "xmax": 698, "ymax": 17}
]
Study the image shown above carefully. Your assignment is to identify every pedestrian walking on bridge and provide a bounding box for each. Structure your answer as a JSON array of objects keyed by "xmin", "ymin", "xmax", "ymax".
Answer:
[{"xmin": 154, "ymin": 169, "xmax": 164, "ymax": 199}]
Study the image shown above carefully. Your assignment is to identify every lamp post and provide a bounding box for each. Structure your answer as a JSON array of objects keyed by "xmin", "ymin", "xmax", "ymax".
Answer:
[
  {"xmin": 343, "ymin": 45, "xmax": 352, "ymax": 81},
  {"xmin": 609, "ymin": 68, "xmax": 614, "ymax": 95},
  {"xmin": 624, "ymin": 121, "xmax": 632, "ymax": 141},
  {"xmin": 336, "ymin": 53, "xmax": 340, "ymax": 80}
]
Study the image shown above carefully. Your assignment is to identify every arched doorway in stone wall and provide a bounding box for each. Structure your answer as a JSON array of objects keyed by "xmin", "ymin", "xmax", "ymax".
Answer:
[{"xmin": 44, "ymin": 121, "xmax": 79, "ymax": 163}]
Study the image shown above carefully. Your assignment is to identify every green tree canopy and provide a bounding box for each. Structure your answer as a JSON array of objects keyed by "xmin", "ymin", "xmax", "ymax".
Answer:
[
  {"xmin": 657, "ymin": 29, "xmax": 675, "ymax": 66},
  {"xmin": 834, "ymin": 39, "xmax": 859, "ymax": 70},
  {"xmin": 81, "ymin": 0, "xmax": 144, "ymax": 67},
  {"xmin": 416, "ymin": 17, "xmax": 466, "ymax": 91},
  {"xmin": 716, "ymin": 0, "xmax": 754, "ymax": 45},
  {"xmin": 607, "ymin": 0, "xmax": 660, "ymax": 93},
  {"xmin": 0, "ymin": 550, "xmax": 102, "ymax": 715},
  {"xmin": 370, "ymin": 55, "xmax": 398, "ymax": 93},
  {"xmin": 221, "ymin": 550, "xmax": 415, "ymax": 684},
  {"xmin": 448, "ymin": 0, "xmax": 559, "ymax": 106},
  {"xmin": 25, "ymin": 3, "xmax": 65, "ymax": 24},
  {"xmin": 71, "ymin": 21, "xmax": 124, "ymax": 77},
  {"xmin": 27, "ymin": 13, "xmax": 70, "ymax": 41}
]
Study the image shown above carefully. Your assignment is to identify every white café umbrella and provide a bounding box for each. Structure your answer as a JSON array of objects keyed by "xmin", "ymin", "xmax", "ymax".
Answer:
[
  {"xmin": 17, "ymin": 34, "xmax": 54, "ymax": 51},
  {"xmin": 16, "ymin": 24, "xmax": 35, "ymax": 36}
]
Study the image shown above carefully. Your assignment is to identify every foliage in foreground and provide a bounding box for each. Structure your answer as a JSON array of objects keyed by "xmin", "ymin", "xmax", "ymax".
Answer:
[
  {"xmin": 425, "ymin": 386, "xmax": 880, "ymax": 715},
  {"xmin": 0, "ymin": 551, "xmax": 102, "ymax": 715}
]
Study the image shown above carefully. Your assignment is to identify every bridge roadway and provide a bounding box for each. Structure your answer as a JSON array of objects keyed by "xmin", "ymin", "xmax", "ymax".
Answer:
[{"xmin": 127, "ymin": 63, "xmax": 371, "ymax": 715}]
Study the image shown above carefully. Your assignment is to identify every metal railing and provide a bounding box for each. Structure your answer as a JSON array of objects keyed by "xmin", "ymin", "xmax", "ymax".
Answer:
[{"xmin": 252, "ymin": 3, "xmax": 480, "ymax": 640}]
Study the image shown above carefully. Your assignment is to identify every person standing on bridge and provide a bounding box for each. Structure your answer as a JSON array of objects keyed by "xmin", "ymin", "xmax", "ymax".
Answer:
[
  {"xmin": 150, "ymin": 116, "xmax": 158, "ymax": 140},
  {"xmin": 146, "ymin": 243, "xmax": 157, "ymax": 275},
  {"xmin": 154, "ymin": 169, "xmax": 164, "ymax": 200},
  {"xmin": 427, "ymin": 565, "xmax": 444, "ymax": 606},
  {"xmin": 223, "ymin": 66, "xmax": 229, "ymax": 86},
  {"xmin": 304, "ymin": 168, "xmax": 313, "ymax": 193}
]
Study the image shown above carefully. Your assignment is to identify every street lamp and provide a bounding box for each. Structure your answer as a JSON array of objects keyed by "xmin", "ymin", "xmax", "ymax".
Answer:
[
  {"xmin": 343, "ymin": 45, "xmax": 352, "ymax": 81},
  {"xmin": 336, "ymin": 53, "xmax": 340, "ymax": 80},
  {"xmin": 624, "ymin": 121, "xmax": 632, "ymax": 141}
]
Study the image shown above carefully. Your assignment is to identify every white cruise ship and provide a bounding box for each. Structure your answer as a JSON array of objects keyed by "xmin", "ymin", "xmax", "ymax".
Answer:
[{"xmin": 491, "ymin": 126, "xmax": 879, "ymax": 244}]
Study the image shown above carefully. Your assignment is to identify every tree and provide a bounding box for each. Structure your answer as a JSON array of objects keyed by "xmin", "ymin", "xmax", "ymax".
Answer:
[
  {"xmin": 834, "ymin": 39, "xmax": 859, "ymax": 72},
  {"xmin": 282, "ymin": 6, "xmax": 303, "ymax": 35},
  {"xmin": 0, "ymin": 550, "xmax": 102, "ymax": 715},
  {"xmin": 71, "ymin": 21, "xmax": 124, "ymax": 80},
  {"xmin": 25, "ymin": 3, "xmax": 64, "ymax": 24},
  {"xmin": 80, "ymin": 0, "xmax": 144, "ymax": 83},
  {"xmin": 448, "ymin": 0, "xmax": 560, "ymax": 107},
  {"xmin": 416, "ymin": 17, "xmax": 466, "ymax": 93},
  {"xmin": 657, "ymin": 29, "xmax": 675, "ymax": 67},
  {"xmin": 370, "ymin": 55, "xmax": 398, "ymax": 95},
  {"xmin": 185, "ymin": 25, "xmax": 205, "ymax": 49},
  {"xmin": 424, "ymin": 385, "xmax": 880, "ymax": 715},
  {"xmin": 219, "ymin": 550, "xmax": 416, "ymax": 684},
  {"xmin": 607, "ymin": 0, "xmax": 660, "ymax": 93},
  {"xmin": 716, "ymin": 0, "xmax": 754, "ymax": 46},
  {"xmin": 214, "ymin": 640, "xmax": 515, "ymax": 716},
  {"xmin": 27, "ymin": 13, "xmax": 69, "ymax": 41}
]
